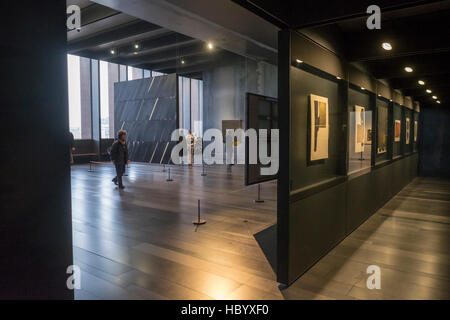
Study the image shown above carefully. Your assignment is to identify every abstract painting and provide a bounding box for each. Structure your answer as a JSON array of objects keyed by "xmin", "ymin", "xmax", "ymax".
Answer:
[
  {"xmin": 355, "ymin": 105, "xmax": 365, "ymax": 153},
  {"xmin": 310, "ymin": 94, "xmax": 329, "ymax": 161},
  {"xmin": 394, "ymin": 120, "xmax": 401, "ymax": 142},
  {"xmin": 377, "ymin": 106, "xmax": 388, "ymax": 154},
  {"xmin": 405, "ymin": 117, "xmax": 411, "ymax": 145}
]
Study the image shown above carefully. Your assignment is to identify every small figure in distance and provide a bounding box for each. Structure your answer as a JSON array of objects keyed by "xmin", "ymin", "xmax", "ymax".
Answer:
[{"xmin": 110, "ymin": 130, "xmax": 130, "ymax": 190}]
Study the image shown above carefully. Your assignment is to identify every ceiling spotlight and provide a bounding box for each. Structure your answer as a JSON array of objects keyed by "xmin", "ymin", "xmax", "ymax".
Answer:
[
  {"xmin": 181, "ymin": 59, "xmax": 185, "ymax": 65},
  {"xmin": 110, "ymin": 49, "xmax": 116, "ymax": 55},
  {"xmin": 134, "ymin": 43, "xmax": 140, "ymax": 49},
  {"xmin": 404, "ymin": 66, "xmax": 413, "ymax": 73},
  {"xmin": 436, "ymin": 100, "xmax": 441, "ymax": 104},
  {"xmin": 426, "ymin": 89, "xmax": 432, "ymax": 93},
  {"xmin": 361, "ymin": 87, "xmax": 365, "ymax": 90},
  {"xmin": 336, "ymin": 76, "xmax": 341, "ymax": 80},
  {"xmin": 382, "ymin": 42, "xmax": 392, "ymax": 50},
  {"xmin": 296, "ymin": 59, "xmax": 303, "ymax": 64},
  {"xmin": 418, "ymin": 80, "xmax": 425, "ymax": 85},
  {"xmin": 207, "ymin": 42, "xmax": 214, "ymax": 50},
  {"xmin": 432, "ymin": 96, "xmax": 437, "ymax": 100}
]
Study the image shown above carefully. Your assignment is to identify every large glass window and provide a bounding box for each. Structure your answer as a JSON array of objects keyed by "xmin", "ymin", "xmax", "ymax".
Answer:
[
  {"xmin": 67, "ymin": 54, "xmax": 82, "ymax": 139},
  {"xmin": 100, "ymin": 61, "xmax": 119, "ymax": 138},
  {"xmin": 178, "ymin": 76, "xmax": 203, "ymax": 137},
  {"xmin": 127, "ymin": 66, "xmax": 143, "ymax": 80}
]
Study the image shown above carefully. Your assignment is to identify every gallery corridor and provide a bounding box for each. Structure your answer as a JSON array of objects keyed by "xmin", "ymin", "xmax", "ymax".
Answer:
[{"xmin": 71, "ymin": 164, "xmax": 450, "ymax": 300}]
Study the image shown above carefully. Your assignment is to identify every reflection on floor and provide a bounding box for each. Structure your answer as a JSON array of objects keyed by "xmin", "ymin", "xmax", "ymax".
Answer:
[
  {"xmin": 72, "ymin": 163, "xmax": 279, "ymax": 300},
  {"xmin": 72, "ymin": 164, "xmax": 450, "ymax": 300}
]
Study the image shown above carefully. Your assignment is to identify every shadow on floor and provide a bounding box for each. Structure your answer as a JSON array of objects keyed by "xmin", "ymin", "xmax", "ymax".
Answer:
[{"xmin": 254, "ymin": 224, "xmax": 277, "ymax": 274}]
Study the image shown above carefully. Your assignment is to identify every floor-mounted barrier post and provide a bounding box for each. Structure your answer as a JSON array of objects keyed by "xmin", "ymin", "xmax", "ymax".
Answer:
[
  {"xmin": 201, "ymin": 163, "xmax": 207, "ymax": 177},
  {"xmin": 193, "ymin": 199, "xmax": 207, "ymax": 225},
  {"xmin": 253, "ymin": 183, "xmax": 264, "ymax": 203},
  {"xmin": 166, "ymin": 168, "xmax": 173, "ymax": 182}
]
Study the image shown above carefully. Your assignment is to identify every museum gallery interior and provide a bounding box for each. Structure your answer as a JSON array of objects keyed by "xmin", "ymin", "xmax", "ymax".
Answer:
[{"xmin": 0, "ymin": 0, "xmax": 449, "ymax": 300}]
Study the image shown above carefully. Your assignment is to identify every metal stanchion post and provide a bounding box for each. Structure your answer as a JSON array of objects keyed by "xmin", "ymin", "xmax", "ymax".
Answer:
[
  {"xmin": 201, "ymin": 163, "xmax": 207, "ymax": 176},
  {"xmin": 166, "ymin": 168, "xmax": 173, "ymax": 182},
  {"xmin": 193, "ymin": 199, "xmax": 206, "ymax": 225},
  {"xmin": 253, "ymin": 184, "xmax": 264, "ymax": 203}
]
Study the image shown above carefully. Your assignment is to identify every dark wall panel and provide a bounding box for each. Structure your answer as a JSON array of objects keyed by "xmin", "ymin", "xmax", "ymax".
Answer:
[
  {"xmin": 288, "ymin": 182, "xmax": 347, "ymax": 281},
  {"xmin": 419, "ymin": 105, "xmax": 450, "ymax": 178},
  {"xmin": 0, "ymin": 1, "xmax": 73, "ymax": 299},
  {"xmin": 114, "ymin": 74, "xmax": 178, "ymax": 163}
]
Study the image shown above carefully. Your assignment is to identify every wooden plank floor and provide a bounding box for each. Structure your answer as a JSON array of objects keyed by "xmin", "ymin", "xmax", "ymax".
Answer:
[{"xmin": 71, "ymin": 164, "xmax": 450, "ymax": 300}]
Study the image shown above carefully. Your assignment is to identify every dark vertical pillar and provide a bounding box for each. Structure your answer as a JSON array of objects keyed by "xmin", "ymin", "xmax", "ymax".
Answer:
[
  {"xmin": 0, "ymin": 1, "xmax": 73, "ymax": 299},
  {"xmin": 91, "ymin": 59, "xmax": 101, "ymax": 157},
  {"xmin": 277, "ymin": 29, "xmax": 291, "ymax": 285}
]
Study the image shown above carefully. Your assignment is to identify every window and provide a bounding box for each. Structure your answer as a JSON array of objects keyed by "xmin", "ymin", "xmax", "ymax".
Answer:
[
  {"xmin": 100, "ymin": 61, "xmax": 119, "ymax": 138},
  {"xmin": 178, "ymin": 76, "xmax": 203, "ymax": 137},
  {"xmin": 127, "ymin": 66, "xmax": 143, "ymax": 80},
  {"xmin": 67, "ymin": 54, "xmax": 92, "ymax": 139},
  {"xmin": 152, "ymin": 71, "xmax": 166, "ymax": 77},
  {"xmin": 67, "ymin": 54, "xmax": 81, "ymax": 139}
]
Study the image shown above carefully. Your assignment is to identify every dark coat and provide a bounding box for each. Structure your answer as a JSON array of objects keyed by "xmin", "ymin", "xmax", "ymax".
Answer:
[{"xmin": 110, "ymin": 140, "xmax": 128, "ymax": 165}]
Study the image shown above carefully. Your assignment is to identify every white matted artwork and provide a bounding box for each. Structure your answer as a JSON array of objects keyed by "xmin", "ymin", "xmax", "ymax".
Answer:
[
  {"xmin": 355, "ymin": 105, "xmax": 365, "ymax": 153},
  {"xmin": 405, "ymin": 117, "xmax": 411, "ymax": 145},
  {"xmin": 310, "ymin": 94, "xmax": 329, "ymax": 161},
  {"xmin": 414, "ymin": 120, "xmax": 418, "ymax": 142}
]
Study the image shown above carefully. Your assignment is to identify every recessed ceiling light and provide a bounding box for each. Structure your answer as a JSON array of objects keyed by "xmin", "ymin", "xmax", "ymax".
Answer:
[
  {"xmin": 336, "ymin": 76, "xmax": 341, "ymax": 80},
  {"xmin": 390, "ymin": 99, "xmax": 393, "ymax": 102},
  {"xmin": 382, "ymin": 42, "xmax": 392, "ymax": 51},
  {"xmin": 134, "ymin": 43, "xmax": 140, "ymax": 49},
  {"xmin": 296, "ymin": 59, "xmax": 303, "ymax": 64},
  {"xmin": 418, "ymin": 80, "xmax": 425, "ymax": 85},
  {"xmin": 110, "ymin": 49, "xmax": 116, "ymax": 55},
  {"xmin": 436, "ymin": 100, "xmax": 441, "ymax": 104},
  {"xmin": 404, "ymin": 66, "xmax": 413, "ymax": 73},
  {"xmin": 432, "ymin": 96, "xmax": 437, "ymax": 100},
  {"xmin": 378, "ymin": 94, "xmax": 381, "ymax": 97},
  {"xmin": 181, "ymin": 59, "xmax": 185, "ymax": 64},
  {"xmin": 207, "ymin": 42, "xmax": 214, "ymax": 50},
  {"xmin": 361, "ymin": 87, "xmax": 365, "ymax": 90},
  {"xmin": 426, "ymin": 89, "xmax": 432, "ymax": 93}
]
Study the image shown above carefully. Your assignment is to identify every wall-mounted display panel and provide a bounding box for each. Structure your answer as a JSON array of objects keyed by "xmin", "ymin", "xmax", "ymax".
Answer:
[
  {"xmin": 393, "ymin": 103, "xmax": 403, "ymax": 158},
  {"xmin": 309, "ymin": 94, "xmax": 329, "ymax": 161},
  {"xmin": 377, "ymin": 104, "xmax": 388, "ymax": 154},
  {"xmin": 290, "ymin": 66, "xmax": 344, "ymax": 191},
  {"xmin": 348, "ymin": 87, "xmax": 373, "ymax": 174},
  {"xmin": 413, "ymin": 112, "xmax": 419, "ymax": 152}
]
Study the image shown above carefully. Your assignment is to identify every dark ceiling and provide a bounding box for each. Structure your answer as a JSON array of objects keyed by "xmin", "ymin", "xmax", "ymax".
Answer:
[
  {"xmin": 67, "ymin": 0, "xmax": 223, "ymax": 79},
  {"xmin": 234, "ymin": 0, "xmax": 450, "ymax": 107}
]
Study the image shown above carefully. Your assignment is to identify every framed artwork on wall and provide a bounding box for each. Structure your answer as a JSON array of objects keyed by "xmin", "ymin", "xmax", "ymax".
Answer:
[
  {"xmin": 394, "ymin": 120, "xmax": 401, "ymax": 142},
  {"xmin": 405, "ymin": 117, "xmax": 411, "ymax": 145},
  {"xmin": 377, "ymin": 106, "xmax": 388, "ymax": 154},
  {"xmin": 309, "ymin": 94, "xmax": 329, "ymax": 161},
  {"xmin": 355, "ymin": 105, "xmax": 365, "ymax": 153},
  {"xmin": 414, "ymin": 120, "xmax": 418, "ymax": 142}
]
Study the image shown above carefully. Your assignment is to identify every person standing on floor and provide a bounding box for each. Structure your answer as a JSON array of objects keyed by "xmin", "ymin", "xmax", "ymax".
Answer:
[{"xmin": 110, "ymin": 130, "xmax": 129, "ymax": 189}]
